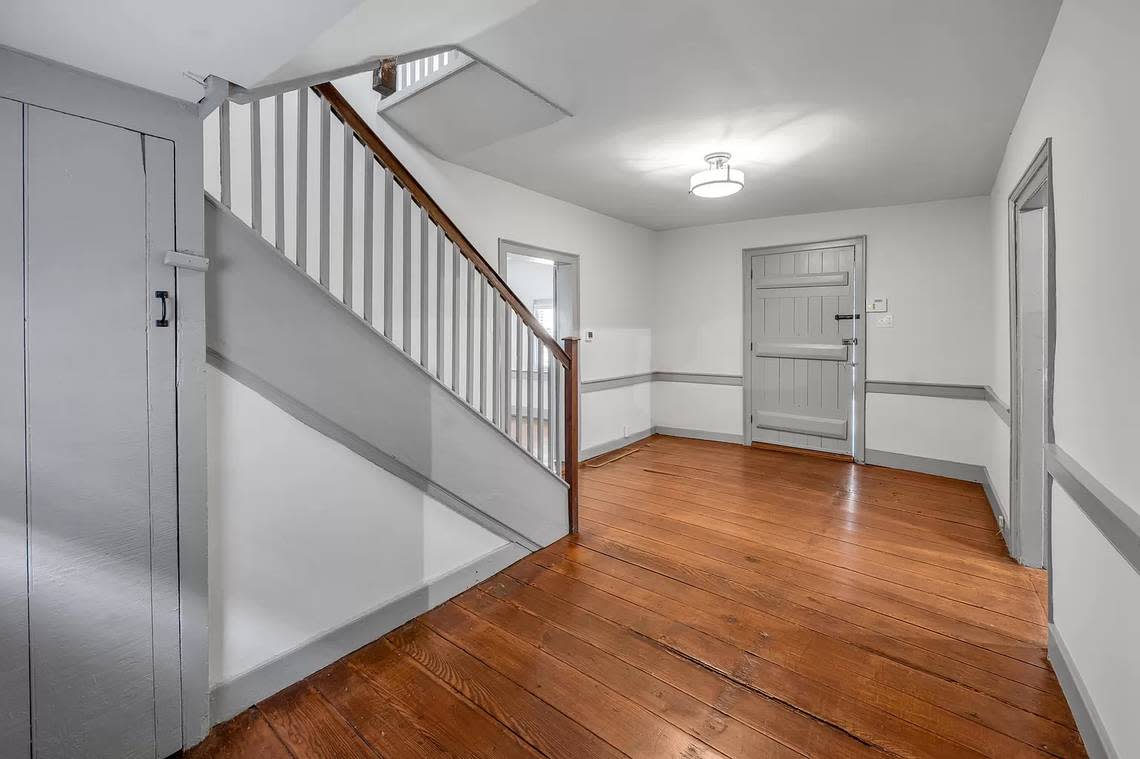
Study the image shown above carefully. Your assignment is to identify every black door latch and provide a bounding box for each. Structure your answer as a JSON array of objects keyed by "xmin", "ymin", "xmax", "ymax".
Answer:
[
  {"xmin": 155, "ymin": 290, "xmax": 170, "ymax": 327},
  {"xmin": 834, "ymin": 313, "xmax": 860, "ymax": 321}
]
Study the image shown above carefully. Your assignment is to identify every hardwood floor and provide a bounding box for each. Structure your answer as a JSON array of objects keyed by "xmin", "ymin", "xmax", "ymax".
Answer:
[{"xmin": 187, "ymin": 435, "xmax": 1084, "ymax": 759}]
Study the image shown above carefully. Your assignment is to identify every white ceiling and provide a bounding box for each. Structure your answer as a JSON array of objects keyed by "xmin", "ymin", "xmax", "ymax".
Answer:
[
  {"xmin": 0, "ymin": 0, "xmax": 535, "ymax": 102},
  {"xmin": 442, "ymin": 0, "xmax": 1061, "ymax": 230}
]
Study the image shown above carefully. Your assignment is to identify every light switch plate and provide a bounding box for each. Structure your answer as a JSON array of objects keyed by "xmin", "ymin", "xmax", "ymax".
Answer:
[
  {"xmin": 583, "ymin": 329, "xmax": 596, "ymax": 342},
  {"xmin": 875, "ymin": 314, "xmax": 894, "ymax": 328},
  {"xmin": 867, "ymin": 298, "xmax": 888, "ymax": 313}
]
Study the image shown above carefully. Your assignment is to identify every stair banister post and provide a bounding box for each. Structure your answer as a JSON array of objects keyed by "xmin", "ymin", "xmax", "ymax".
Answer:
[{"xmin": 563, "ymin": 337, "xmax": 580, "ymax": 533}]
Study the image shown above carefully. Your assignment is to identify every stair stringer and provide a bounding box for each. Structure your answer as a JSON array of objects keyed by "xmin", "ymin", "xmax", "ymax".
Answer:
[{"xmin": 204, "ymin": 195, "xmax": 568, "ymax": 550}]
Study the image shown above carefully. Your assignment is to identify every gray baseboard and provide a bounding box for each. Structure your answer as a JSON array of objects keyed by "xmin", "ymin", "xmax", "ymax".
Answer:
[
  {"xmin": 1049, "ymin": 624, "xmax": 1118, "ymax": 759},
  {"xmin": 653, "ymin": 425, "xmax": 744, "ymax": 444},
  {"xmin": 865, "ymin": 449, "xmax": 1009, "ymax": 548},
  {"xmin": 582, "ymin": 427, "xmax": 654, "ymax": 460},
  {"xmin": 209, "ymin": 543, "xmax": 527, "ymax": 725},
  {"xmin": 582, "ymin": 426, "xmax": 744, "ymax": 458}
]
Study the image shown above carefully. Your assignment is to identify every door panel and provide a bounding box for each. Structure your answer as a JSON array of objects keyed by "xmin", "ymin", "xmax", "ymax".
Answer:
[
  {"xmin": 24, "ymin": 106, "xmax": 177, "ymax": 759},
  {"xmin": 0, "ymin": 98, "xmax": 30, "ymax": 759},
  {"xmin": 748, "ymin": 244, "xmax": 858, "ymax": 456}
]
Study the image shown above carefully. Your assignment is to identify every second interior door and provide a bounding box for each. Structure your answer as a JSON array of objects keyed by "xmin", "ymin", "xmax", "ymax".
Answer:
[{"xmin": 745, "ymin": 239, "xmax": 864, "ymax": 459}]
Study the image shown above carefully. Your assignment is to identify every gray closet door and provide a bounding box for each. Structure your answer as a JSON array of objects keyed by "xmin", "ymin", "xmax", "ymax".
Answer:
[
  {"xmin": 24, "ymin": 106, "xmax": 179, "ymax": 759},
  {"xmin": 0, "ymin": 97, "xmax": 30, "ymax": 759}
]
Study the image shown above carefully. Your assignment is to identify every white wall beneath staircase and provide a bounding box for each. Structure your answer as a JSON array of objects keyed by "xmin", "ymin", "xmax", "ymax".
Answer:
[
  {"xmin": 206, "ymin": 366, "xmax": 508, "ymax": 690},
  {"xmin": 335, "ymin": 73, "xmax": 657, "ymax": 452}
]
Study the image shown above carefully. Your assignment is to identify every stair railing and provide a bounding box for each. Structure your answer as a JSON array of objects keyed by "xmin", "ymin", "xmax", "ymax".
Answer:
[{"xmin": 204, "ymin": 81, "xmax": 580, "ymax": 528}]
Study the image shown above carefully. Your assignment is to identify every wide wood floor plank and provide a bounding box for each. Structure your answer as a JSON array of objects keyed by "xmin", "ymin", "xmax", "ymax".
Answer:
[
  {"xmin": 258, "ymin": 682, "xmax": 380, "ymax": 759},
  {"xmin": 421, "ymin": 600, "xmax": 730, "ymax": 759},
  {"xmin": 184, "ymin": 708, "xmax": 295, "ymax": 759},
  {"xmin": 385, "ymin": 620, "xmax": 625, "ymax": 759}
]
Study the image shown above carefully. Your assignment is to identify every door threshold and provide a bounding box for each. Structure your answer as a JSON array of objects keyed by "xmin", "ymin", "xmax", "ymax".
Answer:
[{"xmin": 750, "ymin": 441, "xmax": 854, "ymax": 463}]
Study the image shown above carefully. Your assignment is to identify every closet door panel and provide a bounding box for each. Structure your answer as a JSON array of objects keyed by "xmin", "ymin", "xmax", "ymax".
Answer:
[
  {"xmin": 0, "ymin": 97, "xmax": 30, "ymax": 759},
  {"xmin": 25, "ymin": 105, "xmax": 155, "ymax": 759}
]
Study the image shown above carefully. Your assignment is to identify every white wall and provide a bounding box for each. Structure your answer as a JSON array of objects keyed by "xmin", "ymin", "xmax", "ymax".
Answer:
[
  {"xmin": 206, "ymin": 366, "xmax": 507, "ymax": 688},
  {"xmin": 985, "ymin": 0, "xmax": 1140, "ymax": 753},
  {"xmin": 336, "ymin": 73, "xmax": 656, "ymax": 450},
  {"xmin": 652, "ymin": 196, "xmax": 999, "ymax": 467}
]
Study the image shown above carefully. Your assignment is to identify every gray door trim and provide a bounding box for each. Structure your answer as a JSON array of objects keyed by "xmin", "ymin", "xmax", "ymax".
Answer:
[
  {"xmin": 741, "ymin": 237, "xmax": 866, "ymax": 462},
  {"xmin": 1008, "ymin": 139, "xmax": 1056, "ymax": 576},
  {"xmin": 498, "ymin": 238, "xmax": 581, "ymax": 338}
]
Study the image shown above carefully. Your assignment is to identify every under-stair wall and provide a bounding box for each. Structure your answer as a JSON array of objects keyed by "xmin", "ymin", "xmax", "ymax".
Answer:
[{"xmin": 202, "ymin": 83, "xmax": 575, "ymax": 723}]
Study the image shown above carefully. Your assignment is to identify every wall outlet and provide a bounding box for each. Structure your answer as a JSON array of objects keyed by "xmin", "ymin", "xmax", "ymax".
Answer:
[
  {"xmin": 875, "ymin": 313, "xmax": 894, "ymax": 328},
  {"xmin": 867, "ymin": 298, "xmax": 888, "ymax": 313}
]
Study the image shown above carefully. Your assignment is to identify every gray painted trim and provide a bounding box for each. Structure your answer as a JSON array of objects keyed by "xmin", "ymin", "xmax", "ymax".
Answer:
[
  {"xmin": 208, "ymin": 349, "xmax": 542, "ymax": 553},
  {"xmin": 653, "ymin": 372, "xmax": 743, "ymax": 386},
  {"xmin": 581, "ymin": 371, "xmax": 743, "ymax": 393},
  {"xmin": 209, "ymin": 543, "xmax": 527, "ymax": 724},
  {"xmin": 1046, "ymin": 444, "xmax": 1140, "ymax": 576},
  {"xmin": 865, "ymin": 380, "xmax": 1011, "ymax": 426},
  {"xmin": 163, "ymin": 249, "xmax": 210, "ymax": 272},
  {"xmin": 985, "ymin": 385, "xmax": 1012, "ymax": 426},
  {"xmin": 1008, "ymin": 138, "xmax": 1057, "ymax": 571},
  {"xmin": 652, "ymin": 426, "xmax": 745, "ymax": 445},
  {"xmin": 865, "ymin": 380, "xmax": 988, "ymax": 400},
  {"xmin": 582, "ymin": 373, "xmax": 653, "ymax": 392},
  {"xmin": 581, "ymin": 427, "xmax": 654, "ymax": 461},
  {"xmin": 866, "ymin": 449, "xmax": 1010, "ymax": 547},
  {"xmin": 1049, "ymin": 624, "xmax": 1118, "ymax": 759}
]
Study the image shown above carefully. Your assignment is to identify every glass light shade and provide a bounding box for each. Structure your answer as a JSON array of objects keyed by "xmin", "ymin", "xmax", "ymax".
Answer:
[{"xmin": 689, "ymin": 153, "xmax": 744, "ymax": 198}]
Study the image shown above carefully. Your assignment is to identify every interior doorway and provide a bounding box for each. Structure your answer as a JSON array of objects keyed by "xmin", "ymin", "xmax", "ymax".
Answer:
[
  {"xmin": 498, "ymin": 239, "xmax": 580, "ymax": 340},
  {"xmin": 742, "ymin": 237, "xmax": 866, "ymax": 461},
  {"xmin": 1008, "ymin": 140, "xmax": 1056, "ymax": 570}
]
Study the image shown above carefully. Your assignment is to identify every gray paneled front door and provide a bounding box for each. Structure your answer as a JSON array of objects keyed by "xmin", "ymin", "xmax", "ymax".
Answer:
[
  {"xmin": 18, "ymin": 104, "xmax": 180, "ymax": 758},
  {"xmin": 744, "ymin": 239, "xmax": 866, "ymax": 460}
]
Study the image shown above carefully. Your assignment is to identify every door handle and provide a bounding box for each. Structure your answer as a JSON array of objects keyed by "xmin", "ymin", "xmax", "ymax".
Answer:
[
  {"xmin": 834, "ymin": 314, "xmax": 860, "ymax": 321},
  {"xmin": 155, "ymin": 290, "xmax": 170, "ymax": 327},
  {"xmin": 841, "ymin": 337, "xmax": 857, "ymax": 346}
]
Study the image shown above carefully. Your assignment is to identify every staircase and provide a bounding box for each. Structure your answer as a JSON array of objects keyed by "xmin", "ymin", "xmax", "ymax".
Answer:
[{"xmin": 202, "ymin": 81, "xmax": 580, "ymax": 550}]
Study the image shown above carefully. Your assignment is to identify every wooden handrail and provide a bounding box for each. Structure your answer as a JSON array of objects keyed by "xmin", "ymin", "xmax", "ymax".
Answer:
[{"xmin": 313, "ymin": 82, "xmax": 570, "ymax": 367}]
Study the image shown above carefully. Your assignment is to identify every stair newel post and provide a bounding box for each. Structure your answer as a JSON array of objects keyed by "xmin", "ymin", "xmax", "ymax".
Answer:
[{"xmin": 563, "ymin": 337, "xmax": 580, "ymax": 533}]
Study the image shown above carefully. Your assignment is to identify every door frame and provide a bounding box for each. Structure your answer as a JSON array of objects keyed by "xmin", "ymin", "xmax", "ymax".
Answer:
[
  {"xmin": 1008, "ymin": 139, "xmax": 1056, "ymax": 574},
  {"xmin": 498, "ymin": 238, "xmax": 581, "ymax": 339},
  {"xmin": 741, "ymin": 236, "xmax": 867, "ymax": 462}
]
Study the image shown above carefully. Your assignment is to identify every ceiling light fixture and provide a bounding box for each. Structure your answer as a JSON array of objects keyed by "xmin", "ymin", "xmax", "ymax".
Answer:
[{"xmin": 689, "ymin": 152, "xmax": 744, "ymax": 198}]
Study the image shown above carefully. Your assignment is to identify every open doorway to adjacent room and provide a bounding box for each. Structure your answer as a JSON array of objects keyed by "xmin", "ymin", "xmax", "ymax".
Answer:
[{"xmin": 1008, "ymin": 139, "xmax": 1056, "ymax": 571}]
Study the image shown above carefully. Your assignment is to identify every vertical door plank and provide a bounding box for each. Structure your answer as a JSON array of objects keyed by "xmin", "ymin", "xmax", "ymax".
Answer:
[
  {"xmin": 143, "ymin": 135, "xmax": 183, "ymax": 757},
  {"xmin": 25, "ymin": 105, "xmax": 156, "ymax": 759},
  {"xmin": 0, "ymin": 98, "xmax": 30, "ymax": 759}
]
